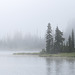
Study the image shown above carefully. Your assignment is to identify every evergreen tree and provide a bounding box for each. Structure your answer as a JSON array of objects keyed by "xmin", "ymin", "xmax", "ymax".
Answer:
[
  {"xmin": 68, "ymin": 35, "xmax": 72, "ymax": 52},
  {"xmin": 72, "ymin": 29, "xmax": 74, "ymax": 50},
  {"xmin": 67, "ymin": 30, "xmax": 74, "ymax": 52},
  {"xmin": 64, "ymin": 41, "xmax": 69, "ymax": 52},
  {"xmin": 46, "ymin": 23, "xmax": 53, "ymax": 53},
  {"xmin": 54, "ymin": 26, "xmax": 65, "ymax": 53}
]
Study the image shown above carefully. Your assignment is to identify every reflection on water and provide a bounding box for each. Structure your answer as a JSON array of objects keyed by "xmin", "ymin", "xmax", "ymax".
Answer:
[
  {"xmin": 0, "ymin": 54, "xmax": 75, "ymax": 75},
  {"xmin": 46, "ymin": 57, "xmax": 75, "ymax": 75}
]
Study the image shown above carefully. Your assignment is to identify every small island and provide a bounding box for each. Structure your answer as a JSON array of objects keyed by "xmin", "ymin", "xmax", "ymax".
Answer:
[
  {"xmin": 13, "ymin": 23, "xmax": 75, "ymax": 57},
  {"xmin": 13, "ymin": 52, "xmax": 75, "ymax": 57}
]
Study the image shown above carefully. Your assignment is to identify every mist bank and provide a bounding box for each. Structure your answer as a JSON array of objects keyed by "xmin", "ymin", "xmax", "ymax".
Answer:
[
  {"xmin": 65, "ymin": 20, "xmax": 75, "ymax": 40},
  {"xmin": 0, "ymin": 34, "xmax": 45, "ymax": 50},
  {"xmin": 0, "ymin": 21, "xmax": 75, "ymax": 51}
]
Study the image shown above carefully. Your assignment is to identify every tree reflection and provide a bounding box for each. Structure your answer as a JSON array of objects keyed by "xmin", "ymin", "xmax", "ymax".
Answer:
[
  {"xmin": 46, "ymin": 57, "xmax": 63, "ymax": 75},
  {"xmin": 46, "ymin": 57, "xmax": 56, "ymax": 75},
  {"xmin": 45, "ymin": 57, "xmax": 75, "ymax": 75},
  {"xmin": 46, "ymin": 58, "xmax": 52, "ymax": 75}
]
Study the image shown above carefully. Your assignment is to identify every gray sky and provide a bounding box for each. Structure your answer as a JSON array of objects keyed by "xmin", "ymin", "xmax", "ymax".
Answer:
[{"xmin": 0, "ymin": 0, "xmax": 75, "ymax": 39}]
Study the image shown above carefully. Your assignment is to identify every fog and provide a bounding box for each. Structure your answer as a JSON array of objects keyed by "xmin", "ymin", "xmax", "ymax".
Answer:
[
  {"xmin": 0, "ymin": 0, "xmax": 75, "ymax": 49},
  {"xmin": 0, "ymin": 33, "xmax": 45, "ymax": 50},
  {"xmin": 65, "ymin": 20, "xmax": 75, "ymax": 38}
]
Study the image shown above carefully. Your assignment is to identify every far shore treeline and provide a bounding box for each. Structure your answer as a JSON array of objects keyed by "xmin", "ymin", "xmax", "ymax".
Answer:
[
  {"xmin": 0, "ymin": 22, "xmax": 74, "ymax": 53},
  {"xmin": 45, "ymin": 23, "xmax": 75, "ymax": 54}
]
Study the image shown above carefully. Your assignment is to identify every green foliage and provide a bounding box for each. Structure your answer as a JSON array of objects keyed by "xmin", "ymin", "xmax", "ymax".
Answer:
[
  {"xmin": 54, "ymin": 26, "xmax": 65, "ymax": 53},
  {"xmin": 68, "ymin": 35, "xmax": 72, "ymax": 52},
  {"xmin": 45, "ymin": 23, "xmax": 75, "ymax": 54},
  {"xmin": 72, "ymin": 29, "xmax": 74, "ymax": 50},
  {"xmin": 46, "ymin": 23, "xmax": 53, "ymax": 53},
  {"xmin": 40, "ymin": 49, "xmax": 46, "ymax": 54},
  {"xmin": 68, "ymin": 29, "xmax": 75, "ymax": 52}
]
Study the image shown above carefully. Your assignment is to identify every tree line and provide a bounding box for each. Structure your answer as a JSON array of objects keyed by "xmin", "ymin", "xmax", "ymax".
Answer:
[
  {"xmin": 0, "ymin": 34, "xmax": 45, "ymax": 50},
  {"xmin": 46, "ymin": 23, "xmax": 75, "ymax": 54}
]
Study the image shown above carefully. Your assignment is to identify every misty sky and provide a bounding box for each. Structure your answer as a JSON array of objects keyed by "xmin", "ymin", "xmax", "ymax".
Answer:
[{"xmin": 0, "ymin": 0, "xmax": 75, "ymax": 39}]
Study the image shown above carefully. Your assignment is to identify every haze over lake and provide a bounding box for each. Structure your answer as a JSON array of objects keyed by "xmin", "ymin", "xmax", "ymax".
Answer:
[{"xmin": 0, "ymin": 0, "xmax": 75, "ymax": 75}]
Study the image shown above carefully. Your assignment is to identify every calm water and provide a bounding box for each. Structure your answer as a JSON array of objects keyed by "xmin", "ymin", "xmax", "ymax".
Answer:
[{"xmin": 0, "ymin": 51, "xmax": 75, "ymax": 75}]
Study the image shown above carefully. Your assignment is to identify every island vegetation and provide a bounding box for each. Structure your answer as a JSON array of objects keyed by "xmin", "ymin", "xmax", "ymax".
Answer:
[
  {"xmin": 45, "ymin": 23, "xmax": 75, "ymax": 53},
  {"xmin": 13, "ymin": 23, "xmax": 75, "ymax": 57}
]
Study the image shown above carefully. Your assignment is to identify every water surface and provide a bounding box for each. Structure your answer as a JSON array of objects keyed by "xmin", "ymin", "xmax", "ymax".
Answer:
[{"xmin": 0, "ymin": 51, "xmax": 75, "ymax": 75}]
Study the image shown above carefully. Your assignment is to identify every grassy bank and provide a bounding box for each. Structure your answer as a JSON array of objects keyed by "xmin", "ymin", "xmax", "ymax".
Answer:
[
  {"xmin": 39, "ymin": 52, "xmax": 75, "ymax": 57},
  {"xmin": 13, "ymin": 52, "xmax": 75, "ymax": 57}
]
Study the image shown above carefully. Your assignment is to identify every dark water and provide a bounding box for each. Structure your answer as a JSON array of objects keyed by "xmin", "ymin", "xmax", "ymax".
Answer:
[{"xmin": 0, "ymin": 55, "xmax": 75, "ymax": 75}]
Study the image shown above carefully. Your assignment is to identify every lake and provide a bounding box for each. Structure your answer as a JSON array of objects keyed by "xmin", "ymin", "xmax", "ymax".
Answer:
[{"xmin": 0, "ymin": 51, "xmax": 75, "ymax": 75}]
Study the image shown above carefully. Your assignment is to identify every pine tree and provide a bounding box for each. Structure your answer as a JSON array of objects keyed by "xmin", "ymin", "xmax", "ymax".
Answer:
[
  {"xmin": 72, "ymin": 29, "xmax": 74, "ymax": 50},
  {"xmin": 46, "ymin": 23, "xmax": 53, "ymax": 53},
  {"xmin": 67, "ymin": 30, "xmax": 74, "ymax": 52},
  {"xmin": 54, "ymin": 26, "xmax": 65, "ymax": 53},
  {"xmin": 65, "ymin": 41, "xmax": 69, "ymax": 52},
  {"xmin": 68, "ymin": 35, "xmax": 72, "ymax": 52}
]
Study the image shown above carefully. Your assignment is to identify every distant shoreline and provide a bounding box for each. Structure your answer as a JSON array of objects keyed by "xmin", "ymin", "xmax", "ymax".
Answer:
[
  {"xmin": 13, "ymin": 52, "xmax": 75, "ymax": 57},
  {"xmin": 13, "ymin": 53, "xmax": 39, "ymax": 56}
]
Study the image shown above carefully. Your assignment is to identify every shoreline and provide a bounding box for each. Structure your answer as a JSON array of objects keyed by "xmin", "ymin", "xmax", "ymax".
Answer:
[{"xmin": 13, "ymin": 52, "xmax": 75, "ymax": 57}]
